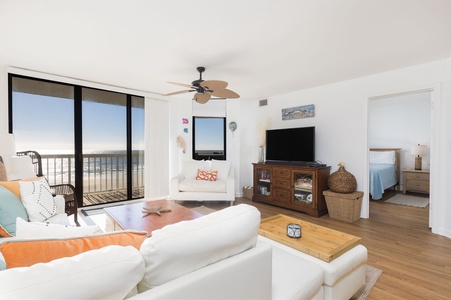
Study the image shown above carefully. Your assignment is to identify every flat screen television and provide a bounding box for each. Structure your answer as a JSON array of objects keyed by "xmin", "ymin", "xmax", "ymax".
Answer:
[{"xmin": 265, "ymin": 126, "xmax": 315, "ymax": 163}]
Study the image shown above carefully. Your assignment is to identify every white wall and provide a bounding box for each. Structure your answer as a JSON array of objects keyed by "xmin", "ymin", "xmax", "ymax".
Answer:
[
  {"xmin": 369, "ymin": 92, "xmax": 431, "ymax": 175},
  {"xmin": 239, "ymin": 58, "xmax": 451, "ymax": 238}
]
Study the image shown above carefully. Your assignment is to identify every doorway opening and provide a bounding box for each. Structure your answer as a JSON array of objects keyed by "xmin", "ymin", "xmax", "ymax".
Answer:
[{"xmin": 367, "ymin": 87, "xmax": 436, "ymax": 229}]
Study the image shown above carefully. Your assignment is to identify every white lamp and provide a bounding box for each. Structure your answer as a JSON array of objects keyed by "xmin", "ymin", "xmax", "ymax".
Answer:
[{"xmin": 410, "ymin": 144, "xmax": 428, "ymax": 171}]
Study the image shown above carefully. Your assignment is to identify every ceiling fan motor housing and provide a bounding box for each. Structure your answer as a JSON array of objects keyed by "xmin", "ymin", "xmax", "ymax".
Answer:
[
  {"xmin": 191, "ymin": 79, "xmax": 204, "ymax": 87},
  {"xmin": 192, "ymin": 66, "xmax": 205, "ymax": 87}
]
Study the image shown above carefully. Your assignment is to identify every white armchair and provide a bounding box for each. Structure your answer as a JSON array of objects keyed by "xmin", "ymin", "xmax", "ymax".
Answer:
[{"xmin": 170, "ymin": 160, "xmax": 235, "ymax": 205}]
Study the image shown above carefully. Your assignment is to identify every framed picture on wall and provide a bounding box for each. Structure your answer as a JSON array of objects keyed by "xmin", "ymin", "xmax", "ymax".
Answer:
[{"xmin": 282, "ymin": 104, "xmax": 315, "ymax": 120}]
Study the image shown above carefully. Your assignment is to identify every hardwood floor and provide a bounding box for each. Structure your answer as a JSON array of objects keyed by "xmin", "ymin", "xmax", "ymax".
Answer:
[{"xmin": 180, "ymin": 193, "xmax": 451, "ymax": 299}]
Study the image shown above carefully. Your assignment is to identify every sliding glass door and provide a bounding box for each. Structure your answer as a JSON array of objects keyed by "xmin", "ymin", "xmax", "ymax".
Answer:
[
  {"xmin": 81, "ymin": 88, "xmax": 128, "ymax": 204},
  {"xmin": 9, "ymin": 74, "xmax": 145, "ymax": 207},
  {"xmin": 11, "ymin": 76, "xmax": 75, "ymax": 185}
]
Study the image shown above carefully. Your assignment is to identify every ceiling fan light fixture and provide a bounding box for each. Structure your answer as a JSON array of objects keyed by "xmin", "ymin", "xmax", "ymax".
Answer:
[{"xmin": 165, "ymin": 66, "xmax": 239, "ymax": 103}]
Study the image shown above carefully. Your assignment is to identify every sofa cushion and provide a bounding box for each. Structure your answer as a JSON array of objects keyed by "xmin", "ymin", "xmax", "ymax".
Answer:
[
  {"xmin": 45, "ymin": 212, "xmax": 71, "ymax": 225},
  {"xmin": 20, "ymin": 178, "xmax": 58, "ymax": 222},
  {"xmin": 0, "ymin": 230, "xmax": 147, "ymax": 269},
  {"xmin": 211, "ymin": 159, "xmax": 231, "ymax": 181},
  {"xmin": 0, "ymin": 186, "xmax": 29, "ymax": 237},
  {"xmin": 271, "ymin": 245, "xmax": 325, "ymax": 299},
  {"xmin": 0, "ymin": 245, "xmax": 145, "ymax": 299},
  {"xmin": 182, "ymin": 160, "xmax": 210, "ymax": 179},
  {"xmin": 15, "ymin": 217, "xmax": 103, "ymax": 239},
  {"xmin": 179, "ymin": 178, "xmax": 227, "ymax": 193},
  {"xmin": 138, "ymin": 204, "xmax": 261, "ymax": 292},
  {"xmin": 1, "ymin": 155, "xmax": 36, "ymax": 181}
]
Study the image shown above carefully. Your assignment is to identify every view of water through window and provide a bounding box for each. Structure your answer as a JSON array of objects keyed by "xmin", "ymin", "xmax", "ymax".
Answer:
[{"xmin": 11, "ymin": 75, "xmax": 145, "ymax": 206}]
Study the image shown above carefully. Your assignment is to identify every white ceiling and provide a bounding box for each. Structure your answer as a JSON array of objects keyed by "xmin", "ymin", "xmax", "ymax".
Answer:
[{"xmin": 1, "ymin": 0, "xmax": 451, "ymax": 101}]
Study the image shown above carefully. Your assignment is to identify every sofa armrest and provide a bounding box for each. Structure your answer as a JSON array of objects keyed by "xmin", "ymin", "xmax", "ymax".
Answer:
[
  {"xmin": 226, "ymin": 167, "xmax": 235, "ymax": 197},
  {"xmin": 170, "ymin": 173, "xmax": 185, "ymax": 197},
  {"xmin": 132, "ymin": 242, "xmax": 272, "ymax": 300}
]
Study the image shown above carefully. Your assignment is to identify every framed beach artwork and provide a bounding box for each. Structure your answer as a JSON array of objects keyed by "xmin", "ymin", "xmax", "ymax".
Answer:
[{"xmin": 282, "ymin": 104, "xmax": 315, "ymax": 120}]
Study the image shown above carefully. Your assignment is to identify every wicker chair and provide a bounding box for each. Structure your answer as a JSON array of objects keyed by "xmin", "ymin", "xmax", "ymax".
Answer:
[{"xmin": 17, "ymin": 150, "xmax": 79, "ymax": 226}]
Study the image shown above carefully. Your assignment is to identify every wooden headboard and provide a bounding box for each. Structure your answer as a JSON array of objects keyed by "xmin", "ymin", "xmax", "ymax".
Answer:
[{"xmin": 370, "ymin": 148, "xmax": 401, "ymax": 190}]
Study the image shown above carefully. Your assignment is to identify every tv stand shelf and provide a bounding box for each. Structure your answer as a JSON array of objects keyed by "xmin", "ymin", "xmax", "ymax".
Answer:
[{"xmin": 252, "ymin": 163, "xmax": 331, "ymax": 217}]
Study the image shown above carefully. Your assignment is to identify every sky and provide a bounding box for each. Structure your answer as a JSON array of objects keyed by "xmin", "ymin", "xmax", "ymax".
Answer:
[
  {"xmin": 194, "ymin": 117, "xmax": 224, "ymax": 151},
  {"xmin": 13, "ymin": 92, "xmax": 144, "ymax": 154}
]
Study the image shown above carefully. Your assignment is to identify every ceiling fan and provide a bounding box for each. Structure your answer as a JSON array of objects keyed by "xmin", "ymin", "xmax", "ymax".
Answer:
[{"xmin": 164, "ymin": 67, "xmax": 240, "ymax": 104}]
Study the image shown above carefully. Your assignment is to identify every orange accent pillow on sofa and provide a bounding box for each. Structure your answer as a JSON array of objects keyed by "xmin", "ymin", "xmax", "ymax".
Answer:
[
  {"xmin": 0, "ymin": 230, "xmax": 147, "ymax": 269},
  {"xmin": 195, "ymin": 169, "xmax": 218, "ymax": 181}
]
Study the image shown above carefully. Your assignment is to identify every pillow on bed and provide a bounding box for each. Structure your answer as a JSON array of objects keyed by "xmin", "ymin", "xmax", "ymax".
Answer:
[{"xmin": 370, "ymin": 151, "xmax": 396, "ymax": 165}]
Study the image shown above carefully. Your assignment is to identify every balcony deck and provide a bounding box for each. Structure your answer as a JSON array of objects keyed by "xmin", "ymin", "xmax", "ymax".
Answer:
[
  {"xmin": 39, "ymin": 153, "xmax": 144, "ymax": 207},
  {"xmin": 83, "ymin": 188, "xmax": 145, "ymax": 206}
]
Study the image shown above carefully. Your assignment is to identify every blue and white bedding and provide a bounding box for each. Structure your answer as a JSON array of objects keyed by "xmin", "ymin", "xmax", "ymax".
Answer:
[
  {"xmin": 369, "ymin": 150, "xmax": 398, "ymax": 200},
  {"xmin": 369, "ymin": 164, "xmax": 397, "ymax": 200}
]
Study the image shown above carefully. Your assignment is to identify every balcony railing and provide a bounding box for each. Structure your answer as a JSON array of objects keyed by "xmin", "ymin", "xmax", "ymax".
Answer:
[{"xmin": 40, "ymin": 153, "xmax": 145, "ymax": 205}]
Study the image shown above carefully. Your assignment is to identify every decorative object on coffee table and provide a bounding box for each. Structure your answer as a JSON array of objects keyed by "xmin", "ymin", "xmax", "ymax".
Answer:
[
  {"xmin": 286, "ymin": 223, "xmax": 301, "ymax": 238},
  {"xmin": 142, "ymin": 206, "xmax": 172, "ymax": 216},
  {"xmin": 328, "ymin": 162, "xmax": 357, "ymax": 193}
]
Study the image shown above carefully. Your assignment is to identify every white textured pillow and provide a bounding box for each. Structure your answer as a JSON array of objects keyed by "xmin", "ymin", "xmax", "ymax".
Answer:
[
  {"xmin": 15, "ymin": 217, "xmax": 103, "ymax": 238},
  {"xmin": 138, "ymin": 204, "xmax": 260, "ymax": 292},
  {"xmin": 182, "ymin": 160, "xmax": 210, "ymax": 179},
  {"xmin": 0, "ymin": 245, "xmax": 145, "ymax": 299},
  {"xmin": 370, "ymin": 151, "xmax": 396, "ymax": 165},
  {"xmin": 211, "ymin": 160, "xmax": 231, "ymax": 181},
  {"xmin": 20, "ymin": 178, "xmax": 58, "ymax": 222}
]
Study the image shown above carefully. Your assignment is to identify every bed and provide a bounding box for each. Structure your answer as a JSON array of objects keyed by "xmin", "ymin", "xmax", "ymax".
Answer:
[{"xmin": 369, "ymin": 148, "xmax": 400, "ymax": 200}]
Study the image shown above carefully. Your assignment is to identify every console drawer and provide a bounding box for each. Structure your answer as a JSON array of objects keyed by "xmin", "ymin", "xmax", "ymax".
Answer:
[
  {"xmin": 273, "ymin": 188, "xmax": 290, "ymax": 202},
  {"xmin": 274, "ymin": 179, "xmax": 290, "ymax": 189},
  {"xmin": 273, "ymin": 168, "xmax": 290, "ymax": 178}
]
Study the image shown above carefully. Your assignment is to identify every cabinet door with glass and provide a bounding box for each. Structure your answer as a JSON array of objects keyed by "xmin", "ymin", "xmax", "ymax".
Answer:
[
  {"xmin": 254, "ymin": 166, "xmax": 272, "ymax": 199},
  {"xmin": 292, "ymin": 170, "xmax": 316, "ymax": 207}
]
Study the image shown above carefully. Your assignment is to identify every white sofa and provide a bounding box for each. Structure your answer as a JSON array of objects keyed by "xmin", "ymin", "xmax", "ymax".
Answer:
[
  {"xmin": 0, "ymin": 204, "xmax": 367, "ymax": 299},
  {"xmin": 170, "ymin": 159, "xmax": 235, "ymax": 204}
]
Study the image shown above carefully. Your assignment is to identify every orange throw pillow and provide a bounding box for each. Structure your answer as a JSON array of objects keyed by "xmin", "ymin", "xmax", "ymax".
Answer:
[
  {"xmin": 0, "ymin": 230, "xmax": 147, "ymax": 269},
  {"xmin": 195, "ymin": 169, "xmax": 218, "ymax": 181}
]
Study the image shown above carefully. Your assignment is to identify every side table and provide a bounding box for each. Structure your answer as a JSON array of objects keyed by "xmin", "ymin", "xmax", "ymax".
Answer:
[{"xmin": 402, "ymin": 169, "xmax": 430, "ymax": 194}]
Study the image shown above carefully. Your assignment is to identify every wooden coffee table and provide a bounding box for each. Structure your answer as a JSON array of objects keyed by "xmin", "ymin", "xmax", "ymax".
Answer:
[
  {"xmin": 104, "ymin": 199, "xmax": 202, "ymax": 236},
  {"xmin": 259, "ymin": 214, "xmax": 361, "ymax": 262}
]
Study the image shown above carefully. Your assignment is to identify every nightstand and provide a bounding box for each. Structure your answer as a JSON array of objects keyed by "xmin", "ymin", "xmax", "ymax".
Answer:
[{"xmin": 402, "ymin": 169, "xmax": 430, "ymax": 194}]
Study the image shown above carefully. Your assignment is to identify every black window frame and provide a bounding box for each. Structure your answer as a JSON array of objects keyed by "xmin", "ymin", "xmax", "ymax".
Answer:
[
  {"xmin": 8, "ymin": 73, "xmax": 145, "ymax": 207},
  {"xmin": 192, "ymin": 116, "xmax": 226, "ymax": 161}
]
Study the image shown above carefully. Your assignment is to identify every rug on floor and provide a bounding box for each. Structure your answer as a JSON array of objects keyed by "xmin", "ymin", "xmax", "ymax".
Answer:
[
  {"xmin": 192, "ymin": 205, "xmax": 217, "ymax": 215},
  {"xmin": 351, "ymin": 265, "xmax": 383, "ymax": 300},
  {"xmin": 385, "ymin": 194, "xmax": 429, "ymax": 208}
]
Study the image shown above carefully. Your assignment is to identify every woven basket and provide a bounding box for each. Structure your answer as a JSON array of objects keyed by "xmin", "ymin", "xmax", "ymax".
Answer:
[
  {"xmin": 323, "ymin": 191, "xmax": 363, "ymax": 223},
  {"xmin": 328, "ymin": 163, "xmax": 357, "ymax": 193}
]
